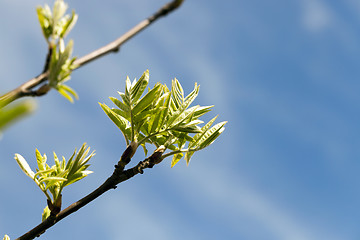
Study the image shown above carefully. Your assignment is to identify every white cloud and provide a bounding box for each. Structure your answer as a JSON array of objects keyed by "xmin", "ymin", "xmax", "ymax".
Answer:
[{"xmin": 301, "ymin": 0, "xmax": 332, "ymax": 32}]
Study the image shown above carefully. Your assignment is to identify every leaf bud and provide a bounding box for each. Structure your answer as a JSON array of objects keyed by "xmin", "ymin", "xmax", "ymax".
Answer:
[{"xmin": 148, "ymin": 145, "xmax": 166, "ymax": 166}]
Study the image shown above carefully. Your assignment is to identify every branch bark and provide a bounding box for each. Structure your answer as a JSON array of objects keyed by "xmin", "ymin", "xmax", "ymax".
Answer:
[
  {"xmin": 0, "ymin": 0, "xmax": 184, "ymax": 109},
  {"xmin": 16, "ymin": 146, "xmax": 165, "ymax": 240}
]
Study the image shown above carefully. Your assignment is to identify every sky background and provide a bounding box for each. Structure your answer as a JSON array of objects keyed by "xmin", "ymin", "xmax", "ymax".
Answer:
[{"xmin": 1, "ymin": 0, "xmax": 360, "ymax": 239}]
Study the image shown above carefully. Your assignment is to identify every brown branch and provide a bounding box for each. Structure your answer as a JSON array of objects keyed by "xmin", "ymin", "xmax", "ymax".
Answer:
[
  {"xmin": 0, "ymin": 0, "xmax": 184, "ymax": 109},
  {"xmin": 16, "ymin": 146, "xmax": 165, "ymax": 240}
]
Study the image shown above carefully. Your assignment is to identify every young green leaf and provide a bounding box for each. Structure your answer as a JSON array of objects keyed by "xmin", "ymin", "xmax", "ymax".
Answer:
[
  {"xmin": 118, "ymin": 91, "xmax": 131, "ymax": 108},
  {"xmin": 166, "ymin": 83, "xmax": 199, "ymax": 128},
  {"xmin": 99, "ymin": 103, "xmax": 129, "ymax": 141},
  {"xmin": 150, "ymin": 91, "xmax": 171, "ymax": 133},
  {"xmin": 60, "ymin": 10, "xmax": 78, "ymax": 38},
  {"xmin": 192, "ymin": 105, "xmax": 214, "ymax": 120},
  {"xmin": 3, "ymin": 235, "xmax": 10, "ymax": 240},
  {"xmin": 131, "ymin": 70, "xmax": 149, "ymax": 103},
  {"xmin": 39, "ymin": 176, "xmax": 68, "ymax": 185},
  {"xmin": 42, "ymin": 206, "xmax": 51, "ymax": 222},
  {"xmin": 36, "ymin": 149, "xmax": 47, "ymax": 171},
  {"xmin": 196, "ymin": 121, "xmax": 227, "ymax": 150},
  {"xmin": 14, "ymin": 154, "xmax": 35, "ymax": 179},
  {"xmin": 189, "ymin": 115, "xmax": 218, "ymax": 149},
  {"xmin": 132, "ymin": 83, "xmax": 162, "ymax": 116},
  {"xmin": 110, "ymin": 96, "xmax": 130, "ymax": 113},
  {"xmin": 169, "ymin": 105, "xmax": 199, "ymax": 129},
  {"xmin": 171, "ymin": 153, "xmax": 183, "ymax": 168}
]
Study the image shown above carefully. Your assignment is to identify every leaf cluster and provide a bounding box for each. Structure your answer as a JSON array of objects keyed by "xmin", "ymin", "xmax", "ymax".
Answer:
[
  {"xmin": 14, "ymin": 143, "xmax": 94, "ymax": 211},
  {"xmin": 37, "ymin": 0, "xmax": 77, "ymax": 44},
  {"xmin": 100, "ymin": 70, "xmax": 226, "ymax": 167},
  {"xmin": 48, "ymin": 39, "xmax": 78, "ymax": 102},
  {"xmin": 37, "ymin": 0, "xmax": 78, "ymax": 102}
]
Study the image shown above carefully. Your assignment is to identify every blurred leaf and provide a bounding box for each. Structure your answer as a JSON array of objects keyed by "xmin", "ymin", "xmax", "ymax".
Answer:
[
  {"xmin": 36, "ymin": 4, "xmax": 53, "ymax": 40},
  {"xmin": 56, "ymin": 84, "xmax": 78, "ymax": 103},
  {"xmin": 189, "ymin": 115, "xmax": 218, "ymax": 149},
  {"xmin": 3, "ymin": 235, "xmax": 10, "ymax": 240},
  {"xmin": 60, "ymin": 10, "xmax": 78, "ymax": 38},
  {"xmin": 0, "ymin": 101, "xmax": 36, "ymax": 131},
  {"xmin": 52, "ymin": 0, "xmax": 68, "ymax": 25}
]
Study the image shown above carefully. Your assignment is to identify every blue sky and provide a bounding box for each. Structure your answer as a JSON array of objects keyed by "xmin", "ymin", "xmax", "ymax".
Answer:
[{"xmin": 1, "ymin": 0, "xmax": 360, "ymax": 239}]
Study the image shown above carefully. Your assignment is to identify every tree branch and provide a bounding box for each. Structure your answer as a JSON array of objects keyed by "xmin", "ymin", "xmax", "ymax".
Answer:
[
  {"xmin": 16, "ymin": 146, "xmax": 165, "ymax": 240},
  {"xmin": 0, "ymin": 0, "xmax": 184, "ymax": 109}
]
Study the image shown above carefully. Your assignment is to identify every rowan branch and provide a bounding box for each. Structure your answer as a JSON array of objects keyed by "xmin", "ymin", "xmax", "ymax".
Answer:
[
  {"xmin": 0, "ymin": 0, "xmax": 184, "ymax": 109},
  {"xmin": 16, "ymin": 146, "xmax": 165, "ymax": 240}
]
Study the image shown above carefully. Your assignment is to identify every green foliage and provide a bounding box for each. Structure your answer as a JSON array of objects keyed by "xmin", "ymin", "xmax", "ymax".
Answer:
[
  {"xmin": 0, "ymin": 100, "xmax": 36, "ymax": 134},
  {"xmin": 37, "ymin": 0, "xmax": 78, "ymax": 44},
  {"xmin": 42, "ymin": 206, "xmax": 51, "ymax": 222},
  {"xmin": 14, "ymin": 143, "xmax": 94, "ymax": 214},
  {"xmin": 37, "ymin": 0, "xmax": 78, "ymax": 102},
  {"xmin": 48, "ymin": 39, "xmax": 78, "ymax": 102},
  {"xmin": 100, "ymin": 70, "xmax": 226, "ymax": 167}
]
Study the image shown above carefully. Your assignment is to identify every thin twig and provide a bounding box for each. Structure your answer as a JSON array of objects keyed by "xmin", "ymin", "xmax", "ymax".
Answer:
[
  {"xmin": 16, "ymin": 146, "xmax": 165, "ymax": 240},
  {"xmin": 0, "ymin": 0, "xmax": 184, "ymax": 109}
]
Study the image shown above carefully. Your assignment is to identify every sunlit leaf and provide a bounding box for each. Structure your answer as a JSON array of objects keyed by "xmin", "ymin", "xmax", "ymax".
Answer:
[
  {"xmin": 196, "ymin": 121, "xmax": 227, "ymax": 149},
  {"xmin": 189, "ymin": 115, "xmax": 218, "ymax": 149},
  {"xmin": 14, "ymin": 154, "xmax": 35, "ymax": 179},
  {"xmin": 166, "ymin": 83, "xmax": 199, "ymax": 127},
  {"xmin": 52, "ymin": 0, "xmax": 68, "ymax": 26},
  {"xmin": 40, "ymin": 176, "xmax": 67, "ymax": 185},
  {"xmin": 42, "ymin": 206, "xmax": 51, "ymax": 222},
  {"xmin": 35, "ymin": 149, "xmax": 47, "ymax": 171},
  {"xmin": 3, "ymin": 234, "xmax": 10, "ymax": 240},
  {"xmin": 172, "ymin": 125, "xmax": 202, "ymax": 133},
  {"xmin": 99, "ymin": 103, "xmax": 128, "ymax": 140},
  {"xmin": 131, "ymin": 69, "xmax": 149, "ymax": 103},
  {"xmin": 118, "ymin": 91, "xmax": 131, "ymax": 108},
  {"xmin": 132, "ymin": 83, "xmax": 162, "ymax": 116},
  {"xmin": 57, "ymin": 85, "xmax": 74, "ymax": 103},
  {"xmin": 192, "ymin": 105, "xmax": 213, "ymax": 119},
  {"xmin": 151, "ymin": 92, "xmax": 171, "ymax": 133},
  {"xmin": 171, "ymin": 153, "xmax": 183, "ymax": 168},
  {"xmin": 60, "ymin": 10, "xmax": 78, "ymax": 38},
  {"xmin": 110, "ymin": 96, "xmax": 130, "ymax": 113}
]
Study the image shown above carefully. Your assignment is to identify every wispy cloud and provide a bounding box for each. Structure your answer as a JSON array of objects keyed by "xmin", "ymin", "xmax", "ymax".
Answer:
[
  {"xmin": 168, "ymin": 162, "xmax": 339, "ymax": 240},
  {"xmin": 301, "ymin": 0, "xmax": 332, "ymax": 32}
]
